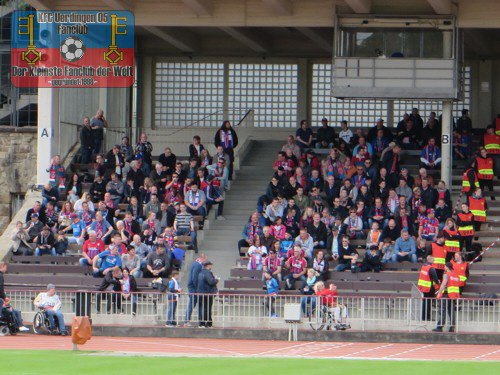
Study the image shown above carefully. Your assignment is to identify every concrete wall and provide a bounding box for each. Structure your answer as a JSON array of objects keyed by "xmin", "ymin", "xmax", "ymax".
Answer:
[{"xmin": 0, "ymin": 126, "xmax": 37, "ymax": 234}]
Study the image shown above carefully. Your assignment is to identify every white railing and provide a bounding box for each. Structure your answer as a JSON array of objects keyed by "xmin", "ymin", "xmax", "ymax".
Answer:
[{"xmin": 5, "ymin": 290, "xmax": 500, "ymax": 333}]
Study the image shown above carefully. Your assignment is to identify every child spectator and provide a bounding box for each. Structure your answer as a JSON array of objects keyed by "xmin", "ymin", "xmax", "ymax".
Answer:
[
  {"xmin": 264, "ymin": 271, "xmax": 278, "ymax": 318},
  {"xmin": 166, "ymin": 271, "xmax": 181, "ymax": 327},
  {"xmin": 361, "ymin": 245, "xmax": 382, "ymax": 272}
]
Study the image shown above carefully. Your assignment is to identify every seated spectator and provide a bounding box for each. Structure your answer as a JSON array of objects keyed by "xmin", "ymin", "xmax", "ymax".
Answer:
[
  {"xmin": 270, "ymin": 217, "xmax": 287, "ymax": 241},
  {"xmin": 453, "ymin": 129, "xmax": 471, "ymax": 160},
  {"xmin": 366, "ymin": 221, "xmax": 382, "ymax": 249},
  {"xmin": 316, "ymin": 118, "xmax": 335, "ymax": 149},
  {"xmin": 247, "ymin": 236, "xmax": 267, "ymax": 270},
  {"xmin": 418, "ymin": 209, "xmax": 439, "ymax": 242},
  {"xmin": 307, "ymin": 213, "xmax": 328, "ymax": 249},
  {"xmin": 106, "ymin": 173, "xmax": 124, "ymax": 207},
  {"xmin": 184, "ymin": 183, "xmax": 206, "ymax": 218},
  {"xmin": 238, "ymin": 212, "xmax": 264, "ymax": 254},
  {"xmin": 130, "ymin": 234, "xmax": 150, "ymax": 269},
  {"xmin": 158, "ymin": 147, "xmax": 177, "ymax": 175},
  {"xmin": 207, "ymin": 158, "xmax": 229, "ymax": 191},
  {"xmin": 35, "ymin": 226, "xmax": 55, "ymax": 256},
  {"xmin": 394, "ymin": 195, "xmax": 410, "ymax": 218},
  {"xmin": 386, "ymin": 189, "xmax": 399, "ymax": 216},
  {"xmin": 142, "ymin": 211, "xmax": 161, "ymax": 236},
  {"xmin": 353, "ymin": 137, "xmax": 373, "ymax": 158},
  {"xmin": 294, "ymin": 228, "xmax": 314, "ymax": 259},
  {"xmin": 120, "ymin": 136, "xmax": 134, "ymax": 162},
  {"xmin": 54, "ymin": 231, "xmax": 68, "ymax": 256},
  {"xmin": 380, "ymin": 218, "xmax": 400, "ymax": 245},
  {"xmin": 372, "ymin": 129, "xmax": 390, "ymax": 160},
  {"xmin": 416, "ymin": 238, "xmax": 427, "ymax": 262},
  {"xmin": 334, "ymin": 235, "xmax": 358, "ymax": 272},
  {"xmin": 352, "ymin": 146, "xmax": 370, "ymax": 167},
  {"xmin": 174, "ymin": 203, "xmax": 197, "ymax": 251},
  {"xmin": 284, "ymin": 246, "xmax": 307, "ymax": 290},
  {"xmin": 331, "ymin": 197, "xmax": 348, "ymax": 221},
  {"xmin": 338, "ymin": 121, "xmax": 353, "ymax": 145},
  {"xmin": 92, "ymin": 244, "xmax": 121, "ymax": 278},
  {"xmin": 368, "ymin": 197, "xmax": 389, "ymax": 228},
  {"xmin": 144, "ymin": 194, "xmax": 160, "ymax": 217},
  {"xmin": 122, "ymin": 245, "xmax": 141, "ymax": 278},
  {"xmin": 354, "ymin": 200, "xmax": 369, "ymax": 229},
  {"xmin": 42, "ymin": 183, "xmax": 59, "ymax": 207},
  {"xmin": 89, "ymin": 212, "xmax": 113, "ymax": 244},
  {"xmin": 126, "ymin": 196, "xmax": 144, "ymax": 223},
  {"xmin": 306, "ymin": 170, "xmax": 324, "ymax": 194},
  {"xmin": 343, "ymin": 208, "xmax": 364, "ymax": 240},
  {"xmin": 380, "ymin": 237, "xmax": 396, "ymax": 262},
  {"xmin": 264, "ymin": 197, "xmax": 285, "ymax": 225},
  {"xmin": 395, "ymin": 208, "xmax": 415, "ymax": 237},
  {"xmin": 10, "ymin": 221, "xmax": 32, "ymax": 255},
  {"xmin": 414, "ymin": 167, "xmax": 435, "ymax": 188},
  {"xmin": 436, "ymin": 180, "xmax": 452, "ymax": 207},
  {"xmin": 44, "ymin": 201, "xmax": 59, "ymax": 229},
  {"xmin": 420, "ymin": 137, "xmax": 441, "ymax": 169},
  {"xmin": 145, "ymin": 241, "xmax": 170, "ymax": 278},
  {"xmin": 33, "ymin": 284, "xmax": 68, "ymax": 335},
  {"xmin": 296, "ymin": 120, "xmax": 313, "ymax": 152},
  {"xmin": 89, "ymin": 172, "xmax": 106, "ymax": 202},
  {"xmin": 282, "ymin": 135, "xmax": 302, "ymax": 160},
  {"xmin": 263, "ymin": 249, "xmax": 282, "ymax": 281},
  {"xmin": 260, "ymin": 226, "xmax": 277, "ymax": 251},
  {"xmin": 204, "ymin": 177, "xmax": 225, "ymax": 220},
  {"xmin": 393, "ymin": 229, "xmax": 417, "ymax": 263},
  {"xmin": 279, "ymin": 233, "xmax": 294, "ymax": 259},
  {"xmin": 361, "ymin": 245, "xmax": 382, "ymax": 272},
  {"xmin": 79, "ymin": 230, "xmax": 105, "ymax": 267},
  {"xmin": 300, "ymin": 268, "xmax": 319, "ymax": 317},
  {"xmin": 399, "ymin": 167, "xmax": 414, "ymax": 189},
  {"xmin": 26, "ymin": 213, "xmax": 44, "ymax": 243},
  {"xmin": 150, "ymin": 163, "xmax": 168, "ymax": 192},
  {"xmin": 74, "ymin": 193, "xmax": 94, "ymax": 214},
  {"xmin": 311, "ymin": 250, "xmax": 329, "ymax": 281},
  {"xmin": 61, "ymin": 213, "xmax": 86, "ymax": 245}
]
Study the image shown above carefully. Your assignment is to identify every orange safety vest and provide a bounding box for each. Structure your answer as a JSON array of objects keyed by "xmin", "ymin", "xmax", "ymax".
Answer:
[
  {"xmin": 443, "ymin": 228, "xmax": 461, "ymax": 253},
  {"xmin": 457, "ymin": 212, "xmax": 475, "ymax": 236},
  {"xmin": 484, "ymin": 134, "xmax": 500, "ymax": 154},
  {"xmin": 462, "ymin": 169, "xmax": 480, "ymax": 193},
  {"xmin": 417, "ymin": 264, "xmax": 436, "ymax": 293},
  {"xmin": 476, "ymin": 157, "xmax": 494, "ymax": 180},
  {"xmin": 432, "ymin": 243, "xmax": 447, "ymax": 270},
  {"xmin": 496, "ymin": 117, "xmax": 500, "ymax": 136},
  {"xmin": 445, "ymin": 271, "xmax": 461, "ymax": 299},
  {"xmin": 468, "ymin": 196, "xmax": 487, "ymax": 222},
  {"xmin": 451, "ymin": 260, "xmax": 469, "ymax": 286}
]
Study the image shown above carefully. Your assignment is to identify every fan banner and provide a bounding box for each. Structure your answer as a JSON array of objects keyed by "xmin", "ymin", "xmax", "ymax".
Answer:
[{"xmin": 11, "ymin": 10, "xmax": 134, "ymax": 88}]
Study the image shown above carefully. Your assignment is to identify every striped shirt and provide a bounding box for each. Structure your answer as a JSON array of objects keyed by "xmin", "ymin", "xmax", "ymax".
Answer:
[{"xmin": 175, "ymin": 213, "xmax": 193, "ymax": 231}]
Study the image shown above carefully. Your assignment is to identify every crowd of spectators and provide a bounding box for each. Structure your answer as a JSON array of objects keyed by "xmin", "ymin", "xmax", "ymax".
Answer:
[{"xmin": 239, "ymin": 109, "xmax": 498, "ymax": 291}]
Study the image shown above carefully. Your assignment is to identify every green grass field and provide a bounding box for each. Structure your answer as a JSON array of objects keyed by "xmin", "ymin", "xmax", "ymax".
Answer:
[{"xmin": 1, "ymin": 350, "xmax": 500, "ymax": 375}]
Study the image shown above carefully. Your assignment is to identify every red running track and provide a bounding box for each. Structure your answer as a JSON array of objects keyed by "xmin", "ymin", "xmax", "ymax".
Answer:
[{"xmin": 1, "ymin": 335, "xmax": 500, "ymax": 361}]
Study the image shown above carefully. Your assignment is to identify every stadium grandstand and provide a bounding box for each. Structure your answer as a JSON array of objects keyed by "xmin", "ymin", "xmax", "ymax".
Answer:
[{"xmin": 2, "ymin": 0, "xmax": 500, "ymax": 345}]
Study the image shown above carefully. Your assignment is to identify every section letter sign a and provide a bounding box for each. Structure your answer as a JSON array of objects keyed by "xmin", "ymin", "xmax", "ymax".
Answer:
[{"xmin": 11, "ymin": 10, "xmax": 134, "ymax": 88}]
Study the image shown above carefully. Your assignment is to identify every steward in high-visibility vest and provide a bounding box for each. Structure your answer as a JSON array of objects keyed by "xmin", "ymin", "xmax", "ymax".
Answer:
[
  {"xmin": 443, "ymin": 218, "xmax": 461, "ymax": 261},
  {"xmin": 484, "ymin": 125, "xmax": 500, "ymax": 155},
  {"xmin": 417, "ymin": 255, "xmax": 440, "ymax": 294},
  {"xmin": 475, "ymin": 153, "xmax": 494, "ymax": 180},
  {"xmin": 456, "ymin": 203, "xmax": 474, "ymax": 253},
  {"xmin": 468, "ymin": 190, "xmax": 487, "ymax": 223},
  {"xmin": 431, "ymin": 236, "xmax": 447, "ymax": 278},
  {"xmin": 461, "ymin": 168, "xmax": 480, "ymax": 195},
  {"xmin": 433, "ymin": 262, "xmax": 460, "ymax": 333},
  {"xmin": 451, "ymin": 252, "xmax": 469, "ymax": 290}
]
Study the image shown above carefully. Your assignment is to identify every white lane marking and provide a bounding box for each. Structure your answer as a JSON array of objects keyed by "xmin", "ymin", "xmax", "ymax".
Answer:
[
  {"xmin": 473, "ymin": 348, "xmax": 500, "ymax": 360},
  {"xmin": 251, "ymin": 341, "xmax": 315, "ymax": 356},
  {"xmin": 104, "ymin": 338, "xmax": 245, "ymax": 356},
  {"xmin": 384, "ymin": 344, "xmax": 433, "ymax": 358},
  {"xmin": 339, "ymin": 343, "xmax": 394, "ymax": 357}
]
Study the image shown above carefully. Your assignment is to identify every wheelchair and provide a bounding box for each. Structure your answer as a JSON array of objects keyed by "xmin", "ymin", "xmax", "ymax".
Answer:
[
  {"xmin": 33, "ymin": 308, "xmax": 61, "ymax": 335},
  {"xmin": 0, "ymin": 308, "xmax": 19, "ymax": 336},
  {"xmin": 309, "ymin": 304, "xmax": 351, "ymax": 331}
]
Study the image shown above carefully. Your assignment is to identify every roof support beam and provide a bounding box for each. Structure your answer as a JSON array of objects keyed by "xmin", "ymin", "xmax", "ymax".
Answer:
[
  {"xmin": 296, "ymin": 27, "xmax": 332, "ymax": 53},
  {"xmin": 143, "ymin": 26, "xmax": 199, "ymax": 54},
  {"xmin": 427, "ymin": 0, "xmax": 452, "ymax": 14},
  {"xmin": 181, "ymin": 0, "xmax": 213, "ymax": 16},
  {"xmin": 344, "ymin": 0, "xmax": 371, "ymax": 14},
  {"xmin": 262, "ymin": 0, "xmax": 293, "ymax": 16},
  {"xmin": 219, "ymin": 27, "xmax": 270, "ymax": 54}
]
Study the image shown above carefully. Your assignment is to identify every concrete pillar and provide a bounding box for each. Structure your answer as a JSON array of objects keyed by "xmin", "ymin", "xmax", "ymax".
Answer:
[
  {"xmin": 443, "ymin": 30, "xmax": 453, "ymax": 59},
  {"xmin": 296, "ymin": 58, "xmax": 309, "ymax": 126},
  {"xmin": 387, "ymin": 100, "xmax": 394, "ymax": 127},
  {"xmin": 441, "ymin": 100, "xmax": 453, "ymax": 189},
  {"xmin": 37, "ymin": 88, "xmax": 60, "ymax": 186}
]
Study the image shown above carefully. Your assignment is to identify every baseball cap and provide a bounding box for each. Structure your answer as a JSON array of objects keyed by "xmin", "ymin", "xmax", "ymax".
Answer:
[
  {"xmin": 31, "ymin": 213, "xmax": 38, "ymax": 218},
  {"xmin": 377, "ymin": 118, "xmax": 384, "ymax": 122}
]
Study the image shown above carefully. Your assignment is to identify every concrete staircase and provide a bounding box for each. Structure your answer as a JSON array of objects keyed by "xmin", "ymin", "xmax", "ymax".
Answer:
[{"xmin": 199, "ymin": 140, "xmax": 281, "ymax": 282}]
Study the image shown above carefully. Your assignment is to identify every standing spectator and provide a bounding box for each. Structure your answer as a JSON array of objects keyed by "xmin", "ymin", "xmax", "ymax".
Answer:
[
  {"xmin": 316, "ymin": 118, "xmax": 335, "ymax": 149},
  {"xmin": 79, "ymin": 116, "xmax": 94, "ymax": 164},
  {"xmin": 135, "ymin": 133, "xmax": 153, "ymax": 171},
  {"xmin": 295, "ymin": 120, "xmax": 313, "ymax": 152},
  {"xmin": 456, "ymin": 109, "xmax": 472, "ymax": 134},
  {"xmin": 197, "ymin": 261, "xmax": 219, "ymax": 328},
  {"xmin": 47, "ymin": 155, "xmax": 65, "ymax": 190},
  {"xmin": 284, "ymin": 246, "xmax": 307, "ymax": 290},
  {"xmin": 90, "ymin": 173, "xmax": 106, "ymax": 202},
  {"xmin": 184, "ymin": 254, "xmax": 207, "ymax": 326},
  {"xmin": 264, "ymin": 270, "xmax": 279, "ymax": 317},
  {"xmin": 382, "ymin": 144, "xmax": 401, "ymax": 187},
  {"xmin": 214, "ymin": 120, "xmax": 238, "ymax": 181},
  {"xmin": 90, "ymin": 109, "xmax": 108, "ymax": 155},
  {"xmin": 105, "ymin": 145, "xmax": 125, "ymax": 179},
  {"xmin": 166, "ymin": 270, "xmax": 182, "ymax": 326},
  {"xmin": 189, "ymin": 135, "xmax": 205, "ymax": 159},
  {"xmin": 393, "ymin": 229, "xmax": 417, "ymax": 263}
]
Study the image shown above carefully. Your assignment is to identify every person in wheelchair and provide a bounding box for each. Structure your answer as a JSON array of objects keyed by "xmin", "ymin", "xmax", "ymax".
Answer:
[
  {"xmin": 33, "ymin": 284, "xmax": 68, "ymax": 335},
  {"xmin": 0, "ymin": 262, "xmax": 29, "ymax": 333},
  {"xmin": 313, "ymin": 281, "xmax": 350, "ymax": 330}
]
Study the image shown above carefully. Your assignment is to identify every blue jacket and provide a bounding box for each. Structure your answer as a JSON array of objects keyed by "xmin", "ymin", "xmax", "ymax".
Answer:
[
  {"xmin": 197, "ymin": 269, "xmax": 218, "ymax": 294},
  {"xmin": 266, "ymin": 278, "xmax": 279, "ymax": 294},
  {"xmin": 187, "ymin": 260, "xmax": 202, "ymax": 293}
]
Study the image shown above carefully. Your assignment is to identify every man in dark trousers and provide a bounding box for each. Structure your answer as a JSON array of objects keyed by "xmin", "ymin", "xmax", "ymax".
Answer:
[
  {"xmin": 197, "ymin": 261, "xmax": 219, "ymax": 328},
  {"xmin": 79, "ymin": 116, "xmax": 94, "ymax": 164},
  {"xmin": 183, "ymin": 254, "xmax": 207, "ymax": 326}
]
